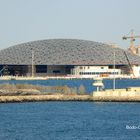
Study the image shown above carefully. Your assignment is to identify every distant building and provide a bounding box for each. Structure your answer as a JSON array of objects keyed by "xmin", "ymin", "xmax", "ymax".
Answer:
[
  {"xmin": 72, "ymin": 66, "xmax": 121, "ymax": 78},
  {"xmin": 0, "ymin": 39, "xmax": 140, "ymax": 77}
]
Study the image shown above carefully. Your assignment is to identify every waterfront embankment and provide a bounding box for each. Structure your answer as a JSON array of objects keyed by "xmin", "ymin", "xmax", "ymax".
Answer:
[
  {"xmin": 1, "ymin": 94, "xmax": 140, "ymax": 103},
  {"xmin": 0, "ymin": 75, "xmax": 137, "ymax": 80}
]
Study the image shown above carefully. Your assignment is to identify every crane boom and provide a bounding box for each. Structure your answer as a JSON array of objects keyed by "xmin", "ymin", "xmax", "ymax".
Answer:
[
  {"xmin": 123, "ymin": 36, "xmax": 140, "ymax": 39},
  {"xmin": 0, "ymin": 66, "xmax": 8, "ymax": 75},
  {"xmin": 123, "ymin": 51, "xmax": 135, "ymax": 77}
]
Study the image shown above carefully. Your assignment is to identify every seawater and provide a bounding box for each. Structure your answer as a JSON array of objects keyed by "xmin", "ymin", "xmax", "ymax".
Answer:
[
  {"xmin": 1, "ymin": 78, "xmax": 140, "ymax": 93},
  {"xmin": 0, "ymin": 102, "xmax": 140, "ymax": 140},
  {"xmin": 0, "ymin": 79, "xmax": 140, "ymax": 140}
]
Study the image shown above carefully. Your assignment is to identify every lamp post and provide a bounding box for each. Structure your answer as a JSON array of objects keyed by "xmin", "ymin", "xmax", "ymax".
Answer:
[
  {"xmin": 31, "ymin": 50, "xmax": 35, "ymax": 77},
  {"xmin": 113, "ymin": 48, "xmax": 116, "ymax": 91}
]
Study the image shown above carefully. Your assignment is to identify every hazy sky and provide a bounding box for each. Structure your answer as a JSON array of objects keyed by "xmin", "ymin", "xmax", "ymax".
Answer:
[{"xmin": 0, "ymin": 0, "xmax": 140, "ymax": 49}]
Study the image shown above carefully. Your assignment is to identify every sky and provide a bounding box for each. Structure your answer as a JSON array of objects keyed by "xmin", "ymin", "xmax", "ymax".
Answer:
[{"xmin": 0, "ymin": 0, "xmax": 140, "ymax": 49}]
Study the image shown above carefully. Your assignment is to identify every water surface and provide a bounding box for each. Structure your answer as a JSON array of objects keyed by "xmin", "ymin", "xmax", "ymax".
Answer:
[
  {"xmin": 0, "ymin": 102, "xmax": 140, "ymax": 140},
  {"xmin": 1, "ymin": 79, "xmax": 140, "ymax": 93}
]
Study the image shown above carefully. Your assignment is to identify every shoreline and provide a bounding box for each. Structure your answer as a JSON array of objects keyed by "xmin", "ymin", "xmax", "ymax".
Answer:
[
  {"xmin": 0, "ymin": 76, "xmax": 139, "ymax": 80},
  {"xmin": 1, "ymin": 95, "xmax": 140, "ymax": 103}
]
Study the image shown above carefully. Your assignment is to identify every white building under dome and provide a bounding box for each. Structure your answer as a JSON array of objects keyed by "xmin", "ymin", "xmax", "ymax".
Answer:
[
  {"xmin": 0, "ymin": 39, "xmax": 140, "ymax": 78},
  {"xmin": 71, "ymin": 66, "xmax": 122, "ymax": 78}
]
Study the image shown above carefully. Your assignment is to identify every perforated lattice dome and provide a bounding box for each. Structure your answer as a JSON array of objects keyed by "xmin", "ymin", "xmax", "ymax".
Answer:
[{"xmin": 0, "ymin": 39, "xmax": 140, "ymax": 65}]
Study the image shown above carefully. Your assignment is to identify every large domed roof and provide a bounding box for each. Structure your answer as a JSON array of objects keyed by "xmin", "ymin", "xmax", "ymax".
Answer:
[{"xmin": 0, "ymin": 39, "xmax": 140, "ymax": 65}]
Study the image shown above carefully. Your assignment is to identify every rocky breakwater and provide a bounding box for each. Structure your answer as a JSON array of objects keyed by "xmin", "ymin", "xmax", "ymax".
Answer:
[{"xmin": 0, "ymin": 95, "xmax": 91, "ymax": 103}]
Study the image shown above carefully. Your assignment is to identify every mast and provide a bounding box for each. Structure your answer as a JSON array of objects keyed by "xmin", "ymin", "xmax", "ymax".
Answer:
[
  {"xmin": 113, "ymin": 48, "xmax": 116, "ymax": 90},
  {"xmin": 32, "ymin": 50, "xmax": 35, "ymax": 77},
  {"xmin": 130, "ymin": 29, "xmax": 135, "ymax": 49}
]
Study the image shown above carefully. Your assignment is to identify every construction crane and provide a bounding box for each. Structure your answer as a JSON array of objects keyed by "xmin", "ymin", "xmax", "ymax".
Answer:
[
  {"xmin": 0, "ymin": 66, "xmax": 8, "ymax": 76},
  {"xmin": 123, "ymin": 51, "xmax": 135, "ymax": 77},
  {"xmin": 122, "ymin": 29, "xmax": 140, "ymax": 54}
]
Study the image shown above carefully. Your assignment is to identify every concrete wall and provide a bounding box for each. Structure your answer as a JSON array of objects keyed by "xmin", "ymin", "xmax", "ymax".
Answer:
[{"xmin": 93, "ymin": 87, "xmax": 140, "ymax": 97}]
